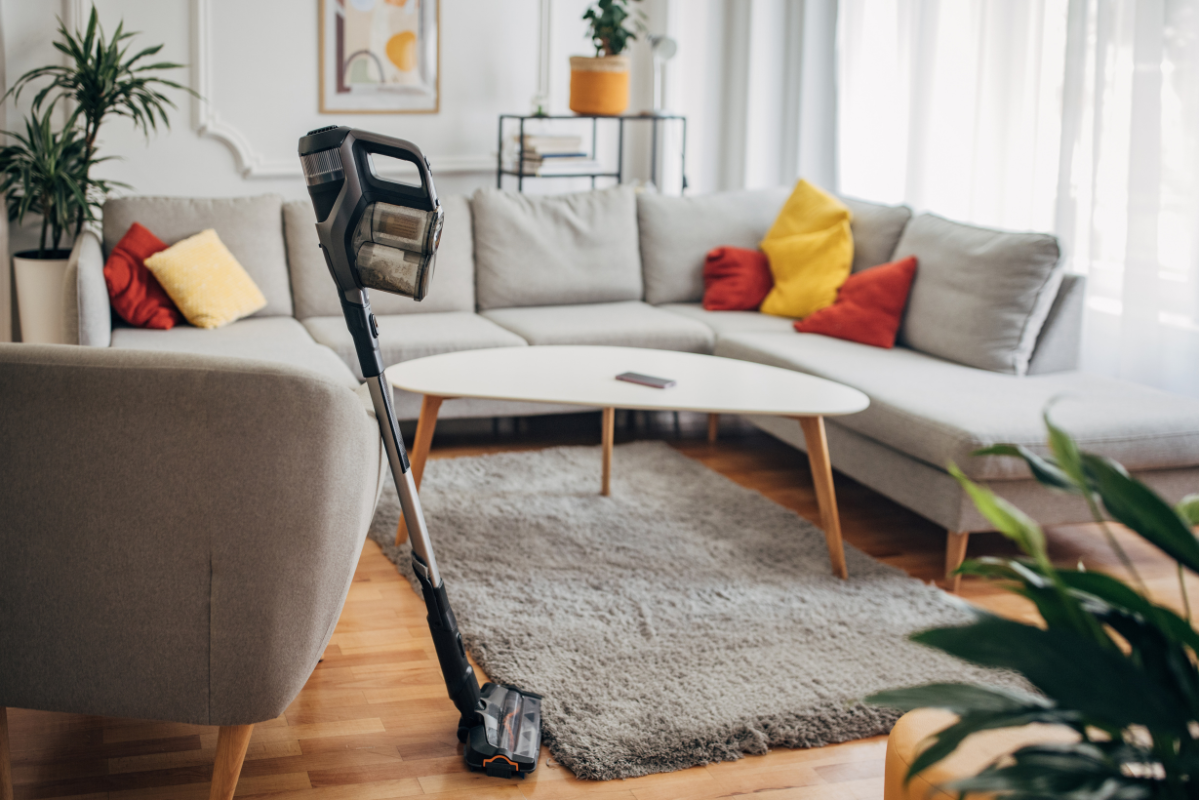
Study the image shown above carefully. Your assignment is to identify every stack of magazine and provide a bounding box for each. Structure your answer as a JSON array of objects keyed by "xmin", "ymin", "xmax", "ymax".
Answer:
[{"xmin": 504, "ymin": 134, "xmax": 603, "ymax": 176}]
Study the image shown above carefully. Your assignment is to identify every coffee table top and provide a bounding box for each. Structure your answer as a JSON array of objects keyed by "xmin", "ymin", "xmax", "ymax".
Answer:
[{"xmin": 387, "ymin": 346, "xmax": 869, "ymax": 417}]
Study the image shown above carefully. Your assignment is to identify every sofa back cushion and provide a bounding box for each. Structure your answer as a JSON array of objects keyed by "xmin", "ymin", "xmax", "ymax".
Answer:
[
  {"xmin": 102, "ymin": 195, "xmax": 293, "ymax": 318},
  {"xmin": 638, "ymin": 188, "xmax": 790, "ymax": 305},
  {"xmin": 284, "ymin": 194, "xmax": 475, "ymax": 319},
  {"xmin": 841, "ymin": 196, "xmax": 913, "ymax": 273},
  {"xmin": 473, "ymin": 186, "xmax": 641, "ymax": 310},
  {"xmin": 895, "ymin": 213, "xmax": 1063, "ymax": 375}
]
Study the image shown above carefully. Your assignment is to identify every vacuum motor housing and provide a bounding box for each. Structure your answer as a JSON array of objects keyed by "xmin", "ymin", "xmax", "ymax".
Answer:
[{"xmin": 298, "ymin": 125, "xmax": 444, "ymax": 303}]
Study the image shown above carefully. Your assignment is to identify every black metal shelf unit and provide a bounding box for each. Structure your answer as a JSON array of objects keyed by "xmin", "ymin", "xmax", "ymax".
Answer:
[{"xmin": 497, "ymin": 113, "xmax": 687, "ymax": 193}]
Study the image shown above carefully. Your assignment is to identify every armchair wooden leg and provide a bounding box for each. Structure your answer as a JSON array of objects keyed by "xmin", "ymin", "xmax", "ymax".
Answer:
[
  {"xmin": 946, "ymin": 531, "xmax": 970, "ymax": 593},
  {"xmin": 1, "ymin": 707, "xmax": 12, "ymax": 800},
  {"xmin": 209, "ymin": 724, "xmax": 254, "ymax": 800},
  {"xmin": 707, "ymin": 413, "xmax": 719, "ymax": 443}
]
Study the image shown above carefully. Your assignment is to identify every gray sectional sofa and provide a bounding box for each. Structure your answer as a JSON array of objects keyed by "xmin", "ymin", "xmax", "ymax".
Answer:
[{"xmin": 63, "ymin": 185, "xmax": 1199, "ymax": 575}]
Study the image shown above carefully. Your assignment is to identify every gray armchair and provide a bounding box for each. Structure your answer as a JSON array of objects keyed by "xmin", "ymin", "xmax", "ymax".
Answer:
[{"xmin": 0, "ymin": 344, "xmax": 385, "ymax": 799}]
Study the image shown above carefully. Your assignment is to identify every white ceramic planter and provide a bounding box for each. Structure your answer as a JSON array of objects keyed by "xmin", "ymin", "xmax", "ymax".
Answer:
[{"xmin": 14, "ymin": 250, "xmax": 72, "ymax": 344}]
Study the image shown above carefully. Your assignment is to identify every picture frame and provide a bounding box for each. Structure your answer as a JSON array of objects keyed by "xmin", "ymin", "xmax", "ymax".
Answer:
[{"xmin": 318, "ymin": 0, "xmax": 440, "ymax": 115}]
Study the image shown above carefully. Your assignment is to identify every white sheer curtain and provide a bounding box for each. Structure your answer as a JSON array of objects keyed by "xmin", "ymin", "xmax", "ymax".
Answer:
[{"xmin": 838, "ymin": 0, "xmax": 1198, "ymax": 395}]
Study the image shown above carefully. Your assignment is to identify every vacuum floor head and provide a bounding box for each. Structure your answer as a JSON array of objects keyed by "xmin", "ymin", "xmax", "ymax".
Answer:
[{"xmin": 463, "ymin": 683, "xmax": 543, "ymax": 778}]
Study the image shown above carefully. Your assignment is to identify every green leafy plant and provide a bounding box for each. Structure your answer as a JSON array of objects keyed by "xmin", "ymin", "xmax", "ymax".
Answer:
[
  {"xmin": 867, "ymin": 411, "xmax": 1198, "ymax": 799},
  {"xmin": 0, "ymin": 107, "xmax": 119, "ymax": 257},
  {"xmin": 582, "ymin": 0, "xmax": 646, "ymax": 57},
  {"xmin": 4, "ymin": 7, "xmax": 190, "ymax": 238}
]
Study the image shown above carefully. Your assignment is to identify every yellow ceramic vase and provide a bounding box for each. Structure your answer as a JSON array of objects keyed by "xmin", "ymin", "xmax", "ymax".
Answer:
[{"xmin": 569, "ymin": 55, "xmax": 630, "ymax": 116}]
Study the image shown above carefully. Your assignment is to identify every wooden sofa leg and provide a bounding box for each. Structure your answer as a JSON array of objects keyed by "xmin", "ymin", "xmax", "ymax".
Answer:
[
  {"xmin": 209, "ymin": 724, "xmax": 254, "ymax": 800},
  {"xmin": 707, "ymin": 413, "xmax": 719, "ymax": 443},
  {"xmin": 1, "ymin": 707, "xmax": 13, "ymax": 800},
  {"xmin": 946, "ymin": 531, "xmax": 970, "ymax": 593}
]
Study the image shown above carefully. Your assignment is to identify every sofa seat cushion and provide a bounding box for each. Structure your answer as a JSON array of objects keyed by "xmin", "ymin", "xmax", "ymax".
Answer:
[
  {"xmin": 111, "ymin": 317, "xmax": 357, "ymax": 389},
  {"xmin": 304, "ymin": 312, "xmax": 527, "ymax": 381},
  {"xmin": 482, "ymin": 301, "xmax": 716, "ymax": 353},
  {"xmin": 102, "ymin": 194, "xmax": 293, "ymax": 318},
  {"xmin": 717, "ymin": 332, "xmax": 1199, "ymax": 480},
  {"xmin": 285, "ymin": 195, "xmax": 476, "ymax": 319},
  {"xmin": 473, "ymin": 186, "xmax": 642, "ymax": 310},
  {"xmin": 658, "ymin": 303, "xmax": 797, "ymax": 338}
]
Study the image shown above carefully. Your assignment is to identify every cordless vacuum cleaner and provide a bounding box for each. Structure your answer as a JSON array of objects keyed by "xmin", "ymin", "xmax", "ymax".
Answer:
[{"xmin": 298, "ymin": 126, "xmax": 543, "ymax": 779}]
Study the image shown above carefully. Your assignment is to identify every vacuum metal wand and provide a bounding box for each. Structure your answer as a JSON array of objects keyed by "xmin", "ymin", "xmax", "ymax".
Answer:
[
  {"xmin": 345, "ymin": 295, "xmax": 482, "ymax": 737},
  {"xmin": 365, "ymin": 373, "xmax": 441, "ymax": 587}
]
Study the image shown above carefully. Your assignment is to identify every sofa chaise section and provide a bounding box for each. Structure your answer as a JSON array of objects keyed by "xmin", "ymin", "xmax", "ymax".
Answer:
[{"xmin": 636, "ymin": 188, "xmax": 1198, "ymax": 585}]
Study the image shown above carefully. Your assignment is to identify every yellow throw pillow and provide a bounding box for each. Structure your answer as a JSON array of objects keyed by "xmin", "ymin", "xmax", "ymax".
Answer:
[
  {"xmin": 759, "ymin": 180, "xmax": 854, "ymax": 319},
  {"xmin": 144, "ymin": 229, "xmax": 266, "ymax": 329}
]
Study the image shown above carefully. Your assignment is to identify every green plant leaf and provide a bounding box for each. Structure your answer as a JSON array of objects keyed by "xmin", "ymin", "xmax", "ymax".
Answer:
[
  {"xmin": 1055, "ymin": 568, "xmax": 1199, "ymax": 653},
  {"xmin": 973, "ymin": 443, "xmax": 1080, "ymax": 494},
  {"xmin": 1176, "ymin": 494, "xmax": 1198, "ymax": 527},
  {"xmin": 948, "ymin": 464, "xmax": 1049, "ymax": 564},
  {"xmin": 912, "ymin": 615, "xmax": 1191, "ymax": 730},
  {"xmin": 866, "ymin": 682, "xmax": 1050, "ymax": 713},
  {"xmin": 1081, "ymin": 453, "xmax": 1199, "ymax": 572},
  {"xmin": 896, "ymin": 709, "xmax": 1084, "ymax": 783},
  {"xmin": 1044, "ymin": 408, "xmax": 1091, "ymax": 494},
  {"xmin": 947, "ymin": 741, "xmax": 1133, "ymax": 796}
]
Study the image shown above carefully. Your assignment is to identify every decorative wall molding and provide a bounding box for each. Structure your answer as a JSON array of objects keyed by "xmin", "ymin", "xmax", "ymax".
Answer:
[{"xmin": 189, "ymin": 0, "xmax": 492, "ymax": 179}]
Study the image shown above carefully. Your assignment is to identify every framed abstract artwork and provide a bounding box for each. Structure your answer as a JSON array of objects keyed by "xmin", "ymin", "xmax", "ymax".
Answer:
[{"xmin": 319, "ymin": 0, "xmax": 439, "ymax": 114}]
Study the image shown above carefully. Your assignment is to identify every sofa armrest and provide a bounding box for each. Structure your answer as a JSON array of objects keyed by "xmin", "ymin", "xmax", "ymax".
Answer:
[
  {"xmin": 1027, "ymin": 274, "xmax": 1085, "ymax": 375},
  {"xmin": 0, "ymin": 345, "xmax": 384, "ymax": 726},
  {"xmin": 62, "ymin": 229, "xmax": 111, "ymax": 346}
]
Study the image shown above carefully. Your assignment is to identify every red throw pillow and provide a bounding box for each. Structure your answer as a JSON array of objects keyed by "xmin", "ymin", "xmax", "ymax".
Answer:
[
  {"xmin": 702, "ymin": 246, "xmax": 774, "ymax": 311},
  {"xmin": 793, "ymin": 256, "xmax": 918, "ymax": 348},
  {"xmin": 104, "ymin": 222, "xmax": 182, "ymax": 329}
]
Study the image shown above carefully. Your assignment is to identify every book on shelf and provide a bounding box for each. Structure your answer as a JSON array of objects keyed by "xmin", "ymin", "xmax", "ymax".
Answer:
[
  {"xmin": 515, "ymin": 133, "xmax": 584, "ymax": 150},
  {"xmin": 503, "ymin": 158, "xmax": 605, "ymax": 176}
]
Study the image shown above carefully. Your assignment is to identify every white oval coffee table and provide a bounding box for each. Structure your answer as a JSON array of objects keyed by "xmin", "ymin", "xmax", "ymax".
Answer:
[{"xmin": 387, "ymin": 346, "xmax": 869, "ymax": 578}]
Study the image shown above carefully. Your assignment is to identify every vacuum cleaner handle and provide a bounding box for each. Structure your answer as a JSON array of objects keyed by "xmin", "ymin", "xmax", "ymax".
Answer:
[{"xmin": 351, "ymin": 129, "xmax": 439, "ymax": 209}]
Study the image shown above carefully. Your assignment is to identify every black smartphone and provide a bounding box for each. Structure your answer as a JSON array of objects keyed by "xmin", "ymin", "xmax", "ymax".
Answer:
[{"xmin": 615, "ymin": 372, "xmax": 676, "ymax": 389}]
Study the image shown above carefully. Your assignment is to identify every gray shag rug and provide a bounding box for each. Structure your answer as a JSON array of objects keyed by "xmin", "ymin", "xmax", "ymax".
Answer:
[{"xmin": 367, "ymin": 441, "xmax": 1005, "ymax": 781}]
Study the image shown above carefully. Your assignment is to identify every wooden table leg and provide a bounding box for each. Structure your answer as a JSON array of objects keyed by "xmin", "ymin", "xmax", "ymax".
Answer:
[
  {"xmin": 797, "ymin": 416, "xmax": 849, "ymax": 579},
  {"xmin": 395, "ymin": 395, "xmax": 445, "ymax": 546},
  {"xmin": 209, "ymin": 724, "xmax": 254, "ymax": 800},
  {"xmin": 707, "ymin": 413, "xmax": 719, "ymax": 443},
  {"xmin": 601, "ymin": 407, "xmax": 615, "ymax": 496}
]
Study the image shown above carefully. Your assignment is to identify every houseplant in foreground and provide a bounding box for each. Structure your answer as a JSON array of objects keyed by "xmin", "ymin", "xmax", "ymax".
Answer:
[
  {"xmin": 868, "ymin": 413, "xmax": 1197, "ymax": 799},
  {"xmin": 570, "ymin": 0, "xmax": 646, "ymax": 116},
  {"xmin": 3, "ymin": 7, "xmax": 187, "ymax": 342}
]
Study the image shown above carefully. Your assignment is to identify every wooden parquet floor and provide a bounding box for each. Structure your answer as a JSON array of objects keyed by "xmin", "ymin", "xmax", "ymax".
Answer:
[{"xmin": 8, "ymin": 413, "xmax": 1196, "ymax": 799}]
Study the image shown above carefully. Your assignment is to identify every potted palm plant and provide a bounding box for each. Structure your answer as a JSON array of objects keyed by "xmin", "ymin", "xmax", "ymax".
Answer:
[
  {"xmin": 868, "ymin": 414, "xmax": 1197, "ymax": 799},
  {"xmin": 570, "ymin": 0, "xmax": 646, "ymax": 116},
  {"xmin": 1, "ymin": 110, "xmax": 99, "ymax": 343},
  {"xmin": 3, "ymin": 8, "xmax": 188, "ymax": 343}
]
